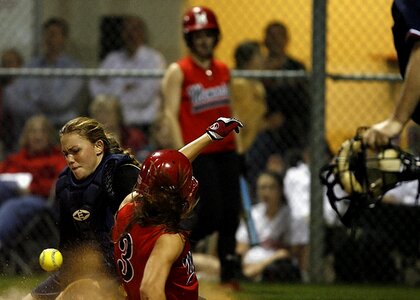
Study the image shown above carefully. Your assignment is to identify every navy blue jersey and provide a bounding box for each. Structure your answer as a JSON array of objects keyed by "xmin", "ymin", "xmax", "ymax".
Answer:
[
  {"xmin": 392, "ymin": 0, "xmax": 420, "ymax": 123},
  {"xmin": 31, "ymin": 154, "xmax": 139, "ymax": 300},
  {"xmin": 392, "ymin": 0, "xmax": 420, "ymax": 76}
]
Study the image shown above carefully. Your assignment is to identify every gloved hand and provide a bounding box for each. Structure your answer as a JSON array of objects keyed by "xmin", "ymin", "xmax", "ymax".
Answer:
[{"xmin": 206, "ymin": 117, "xmax": 243, "ymax": 140}]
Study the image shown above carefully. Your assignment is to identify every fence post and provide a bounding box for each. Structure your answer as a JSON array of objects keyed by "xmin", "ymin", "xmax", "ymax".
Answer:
[{"xmin": 309, "ymin": 0, "xmax": 327, "ymax": 284}]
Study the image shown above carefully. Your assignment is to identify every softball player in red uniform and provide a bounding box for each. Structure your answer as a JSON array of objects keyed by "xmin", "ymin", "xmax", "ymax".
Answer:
[
  {"xmin": 112, "ymin": 117, "xmax": 242, "ymax": 300},
  {"xmin": 162, "ymin": 6, "xmax": 243, "ymax": 287}
]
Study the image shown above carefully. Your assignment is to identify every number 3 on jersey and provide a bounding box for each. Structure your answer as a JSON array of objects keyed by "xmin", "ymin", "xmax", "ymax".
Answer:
[{"xmin": 117, "ymin": 233, "xmax": 134, "ymax": 282}]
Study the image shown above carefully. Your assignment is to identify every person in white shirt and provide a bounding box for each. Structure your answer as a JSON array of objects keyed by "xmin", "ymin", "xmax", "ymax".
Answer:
[
  {"xmin": 236, "ymin": 170, "xmax": 293, "ymax": 281},
  {"xmin": 193, "ymin": 170, "xmax": 299, "ymax": 283},
  {"xmin": 89, "ymin": 15, "xmax": 166, "ymax": 135},
  {"xmin": 283, "ymin": 151, "xmax": 310, "ymax": 282}
]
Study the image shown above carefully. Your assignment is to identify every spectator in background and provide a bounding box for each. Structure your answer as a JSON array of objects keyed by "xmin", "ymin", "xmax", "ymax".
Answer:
[
  {"xmin": 0, "ymin": 48, "xmax": 23, "ymax": 85},
  {"xmin": 283, "ymin": 148, "xmax": 311, "ymax": 282},
  {"xmin": 231, "ymin": 40, "xmax": 267, "ymax": 195},
  {"xmin": 249, "ymin": 21, "xmax": 310, "ymax": 183},
  {"xmin": 89, "ymin": 94, "xmax": 149, "ymax": 160},
  {"xmin": 231, "ymin": 40, "xmax": 267, "ymax": 156},
  {"xmin": 89, "ymin": 15, "xmax": 166, "ymax": 139},
  {"xmin": 193, "ymin": 170, "xmax": 299, "ymax": 283},
  {"xmin": 161, "ymin": 6, "xmax": 242, "ymax": 289},
  {"xmin": 0, "ymin": 48, "xmax": 24, "ymax": 157},
  {"xmin": 236, "ymin": 171, "xmax": 300, "ymax": 282},
  {"xmin": 0, "ymin": 115, "xmax": 66, "ymax": 250},
  {"xmin": 4, "ymin": 18, "xmax": 84, "ymax": 149},
  {"xmin": 265, "ymin": 153, "xmax": 285, "ymax": 175}
]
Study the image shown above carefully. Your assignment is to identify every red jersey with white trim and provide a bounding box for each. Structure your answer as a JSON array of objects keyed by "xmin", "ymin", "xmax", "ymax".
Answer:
[
  {"xmin": 112, "ymin": 202, "xmax": 198, "ymax": 300},
  {"xmin": 178, "ymin": 56, "xmax": 236, "ymax": 154}
]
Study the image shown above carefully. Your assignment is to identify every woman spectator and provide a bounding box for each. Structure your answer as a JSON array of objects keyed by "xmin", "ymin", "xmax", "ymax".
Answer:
[
  {"xmin": 193, "ymin": 170, "xmax": 299, "ymax": 283},
  {"xmin": 235, "ymin": 171, "xmax": 298, "ymax": 282},
  {"xmin": 89, "ymin": 94, "xmax": 149, "ymax": 160},
  {"xmin": 0, "ymin": 115, "xmax": 66, "ymax": 249}
]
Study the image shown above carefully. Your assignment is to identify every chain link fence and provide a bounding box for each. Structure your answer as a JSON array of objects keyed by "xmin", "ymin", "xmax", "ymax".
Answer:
[{"xmin": 1, "ymin": 0, "xmax": 419, "ymax": 285}]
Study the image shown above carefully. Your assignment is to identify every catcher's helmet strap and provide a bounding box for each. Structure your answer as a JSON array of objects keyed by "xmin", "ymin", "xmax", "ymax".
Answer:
[{"xmin": 320, "ymin": 164, "xmax": 352, "ymax": 227}]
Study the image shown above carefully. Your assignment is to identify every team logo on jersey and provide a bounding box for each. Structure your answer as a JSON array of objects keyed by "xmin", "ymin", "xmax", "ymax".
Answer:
[
  {"xmin": 182, "ymin": 251, "xmax": 196, "ymax": 285},
  {"xmin": 188, "ymin": 83, "xmax": 229, "ymax": 113},
  {"xmin": 72, "ymin": 209, "xmax": 90, "ymax": 221}
]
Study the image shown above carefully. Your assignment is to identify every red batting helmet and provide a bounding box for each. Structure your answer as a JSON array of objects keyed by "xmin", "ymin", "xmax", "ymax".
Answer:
[
  {"xmin": 136, "ymin": 149, "xmax": 199, "ymax": 214},
  {"xmin": 182, "ymin": 6, "xmax": 220, "ymax": 34}
]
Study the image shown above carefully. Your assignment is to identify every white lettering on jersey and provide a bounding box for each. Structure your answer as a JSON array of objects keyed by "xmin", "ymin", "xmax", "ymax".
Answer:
[
  {"xmin": 187, "ymin": 83, "xmax": 229, "ymax": 113},
  {"xmin": 182, "ymin": 251, "xmax": 196, "ymax": 285}
]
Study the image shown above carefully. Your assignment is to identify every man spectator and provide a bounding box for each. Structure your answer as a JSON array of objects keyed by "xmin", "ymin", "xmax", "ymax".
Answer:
[
  {"xmin": 248, "ymin": 21, "xmax": 310, "ymax": 185},
  {"xmin": 89, "ymin": 15, "xmax": 166, "ymax": 138},
  {"xmin": 3, "ymin": 17, "xmax": 84, "ymax": 152},
  {"xmin": 0, "ymin": 48, "xmax": 24, "ymax": 156}
]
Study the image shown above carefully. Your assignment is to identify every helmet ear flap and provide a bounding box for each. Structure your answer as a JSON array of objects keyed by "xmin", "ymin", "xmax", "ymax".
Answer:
[{"xmin": 181, "ymin": 176, "xmax": 199, "ymax": 216}]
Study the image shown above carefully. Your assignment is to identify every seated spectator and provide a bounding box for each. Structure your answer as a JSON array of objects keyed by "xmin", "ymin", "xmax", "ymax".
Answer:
[
  {"xmin": 266, "ymin": 153, "xmax": 285, "ymax": 175},
  {"xmin": 3, "ymin": 17, "xmax": 84, "ymax": 151},
  {"xmin": 193, "ymin": 170, "xmax": 299, "ymax": 283},
  {"xmin": 89, "ymin": 94, "xmax": 149, "ymax": 160},
  {"xmin": 0, "ymin": 48, "xmax": 24, "ymax": 157},
  {"xmin": 283, "ymin": 145, "xmax": 341, "ymax": 282},
  {"xmin": 0, "ymin": 48, "xmax": 23, "ymax": 85},
  {"xmin": 0, "ymin": 115, "xmax": 66, "ymax": 249},
  {"xmin": 283, "ymin": 149, "xmax": 310, "ymax": 282},
  {"xmin": 236, "ymin": 170, "xmax": 300, "ymax": 282},
  {"xmin": 89, "ymin": 15, "xmax": 166, "ymax": 138}
]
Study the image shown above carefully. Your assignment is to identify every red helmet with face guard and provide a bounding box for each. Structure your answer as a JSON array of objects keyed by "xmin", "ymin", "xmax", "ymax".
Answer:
[
  {"xmin": 136, "ymin": 149, "xmax": 199, "ymax": 214},
  {"xmin": 183, "ymin": 6, "xmax": 220, "ymax": 34}
]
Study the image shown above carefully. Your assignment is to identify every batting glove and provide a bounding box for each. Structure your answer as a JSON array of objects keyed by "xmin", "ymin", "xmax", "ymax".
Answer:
[{"xmin": 206, "ymin": 117, "xmax": 243, "ymax": 140}]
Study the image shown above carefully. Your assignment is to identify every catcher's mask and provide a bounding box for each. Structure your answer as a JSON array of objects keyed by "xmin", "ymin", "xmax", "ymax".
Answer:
[{"xmin": 320, "ymin": 127, "xmax": 420, "ymax": 227}]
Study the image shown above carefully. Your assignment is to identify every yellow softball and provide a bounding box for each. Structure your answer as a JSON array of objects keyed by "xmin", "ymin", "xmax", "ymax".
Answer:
[{"xmin": 39, "ymin": 248, "xmax": 63, "ymax": 272}]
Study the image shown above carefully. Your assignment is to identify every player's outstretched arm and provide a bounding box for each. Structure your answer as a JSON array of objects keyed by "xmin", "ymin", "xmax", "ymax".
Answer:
[{"xmin": 179, "ymin": 117, "xmax": 243, "ymax": 162}]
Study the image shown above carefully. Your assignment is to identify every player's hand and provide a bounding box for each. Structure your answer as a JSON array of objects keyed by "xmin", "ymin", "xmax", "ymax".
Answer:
[
  {"xmin": 206, "ymin": 117, "xmax": 243, "ymax": 140},
  {"xmin": 362, "ymin": 118, "xmax": 403, "ymax": 148}
]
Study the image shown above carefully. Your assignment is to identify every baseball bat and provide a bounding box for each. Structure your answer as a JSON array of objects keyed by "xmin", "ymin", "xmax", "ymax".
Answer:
[{"xmin": 239, "ymin": 176, "xmax": 259, "ymax": 246}]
